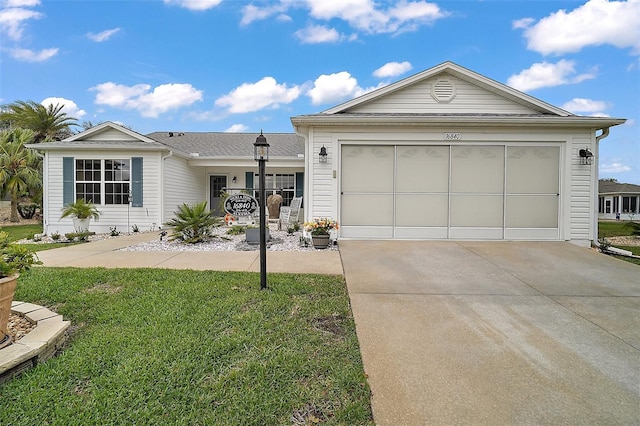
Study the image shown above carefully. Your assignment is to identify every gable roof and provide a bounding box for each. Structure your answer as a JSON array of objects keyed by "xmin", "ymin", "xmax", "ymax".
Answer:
[
  {"xmin": 599, "ymin": 180, "xmax": 640, "ymax": 194},
  {"xmin": 26, "ymin": 121, "xmax": 167, "ymax": 152},
  {"xmin": 324, "ymin": 61, "xmax": 569, "ymax": 116},
  {"xmin": 291, "ymin": 61, "xmax": 626, "ymax": 130},
  {"xmin": 26, "ymin": 122, "xmax": 303, "ymax": 159}
]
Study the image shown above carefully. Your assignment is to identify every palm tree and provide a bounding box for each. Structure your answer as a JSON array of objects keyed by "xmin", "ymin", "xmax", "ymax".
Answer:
[
  {"xmin": 0, "ymin": 100, "xmax": 77, "ymax": 142},
  {"xmin": 0, "ymin": 129, "xmax": 42, "ymax": 222}
]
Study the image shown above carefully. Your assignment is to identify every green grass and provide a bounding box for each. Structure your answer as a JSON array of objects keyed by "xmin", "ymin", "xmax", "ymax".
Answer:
[
  {"xmin": 0, "ymin": 224, "xmax": 83, "ymax": 251},
  {"xmin": 598, "ymin": 220, "xmax": 635, "ymax": 238},
  {"xmin": 0, "ymin": 268, "xmax": 373, "ymax": 425},
  {"xmin": 0, "ymin": 224, "xmax": 42, "ymax": 241}
]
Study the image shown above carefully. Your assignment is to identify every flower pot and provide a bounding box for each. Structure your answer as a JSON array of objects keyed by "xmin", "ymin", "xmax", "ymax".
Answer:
[
  {"xmin": 73, "ymin": 218, "xmax": 91, "ymax": 233},
  {"xmin": 0, "ymin": 274, "xmax": 18, "ymax": 345},
  {"xmin": 312, "ymin": 234, "xmax": 331, "ymax": 249},
  {"xmin": 245, "ymin": 228, "xmax": 270, "ymax": 245}
]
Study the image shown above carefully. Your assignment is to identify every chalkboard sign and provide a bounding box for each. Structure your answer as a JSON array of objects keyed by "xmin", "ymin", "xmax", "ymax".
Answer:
[{"xmin": 224, "ymin": 194, "xmax": 258, "ymax": 216}]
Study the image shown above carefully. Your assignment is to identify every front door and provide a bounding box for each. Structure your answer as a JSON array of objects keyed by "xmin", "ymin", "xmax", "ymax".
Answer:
[{"xmin": 210, "ymin": 175, "xmax": 227, "ymax": 216}]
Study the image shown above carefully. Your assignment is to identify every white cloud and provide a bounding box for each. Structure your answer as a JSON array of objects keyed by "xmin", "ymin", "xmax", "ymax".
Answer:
[
  {"xmin": 87, "ymin": 27, "xmax": 120, "ymax": 42},
  {"xmin": 240, "ymin": 3, "xmax": 291, "ymax": 26},
  {"xmin": 295, "ymin": 24, "xmax": 341, "ymax": 44},
  {"xmin": 0, "ymin": 5, "xmax": 42, "ymax": 40},
  {"xmin": 600, "ymin": 160, "xmax": 632, "ymax": 173},
  {"xmin": 305, "ymin": 0, "xmax": 448, "ymax": 34},
  {"xmin": 91, "ymin": 82, "xmax": 203, "ymax": 118},
  {"xmin": 225, "ymin": 124, "xmax": 249, "ymax": 133},
  {"xmin": 41, "ymin": 97, "xmax": 86, "ymax": 118},
  {"xmin": 561, "ymin": 98, "xmax": 610, "ymax": 116},
  {"xmin": 306, "ymin": 71, "xmax": 384, "ymax": 105},
  {"xmin": 163, "ymin": 0, "xmax": 222, "ymax": 11},
  {"xmin": 3, "ymin": 0, "xmax": 40, "ymax": 6},
  {"xmin": 506, "ymin": 60, "xmax": 597, "ymax": 91},
  {"xmin": 373, "ymin": 61, "xmax": 412, "ymax": 78},
  {"xmin": 515, "ymin": 0, "xmax": 640, "ymax": 55},
  {"xmin": 215, "ymin": 77, "xmax": 301, "ymax": 114},
  {"xmin": 9, "ymin": 47, "xmax": 57, "ymax": 61}
]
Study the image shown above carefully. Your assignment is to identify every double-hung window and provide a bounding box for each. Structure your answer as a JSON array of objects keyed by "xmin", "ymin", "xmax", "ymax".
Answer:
[
  {"xmin": 253, "ymin": 173, "xmax": 295, "ymax": 206},
  {"xmin": 74, "ymin": 159, "xmax": 131, "ymax": 205}
]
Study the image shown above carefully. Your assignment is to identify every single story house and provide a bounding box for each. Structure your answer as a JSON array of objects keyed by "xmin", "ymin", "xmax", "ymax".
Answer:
[
  {"xmin": 30, "ymin": 62, "xmax": 625, "ymax": 246},
  {"xmin": 598, "ymin": 180, "xmax": 640, "ymax": 220},
  {"xmin": 28, "ymin": 126, "xmax": 304, "ymax": 235}
]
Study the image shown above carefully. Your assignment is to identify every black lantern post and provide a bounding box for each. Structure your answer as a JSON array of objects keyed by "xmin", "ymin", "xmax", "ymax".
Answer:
[{"xmin": 254, "ymin": 131, "xmax": 269, "ymax": 290}]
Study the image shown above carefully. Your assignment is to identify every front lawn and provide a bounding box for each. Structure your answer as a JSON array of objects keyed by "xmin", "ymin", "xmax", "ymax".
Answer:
[
  {"xmin": 0, "ymin": 268, "xmax": 373, "ymax": 425},
  {"xmin": 598, "ymin": 220, "xmax": 635, "ymax": 238}
]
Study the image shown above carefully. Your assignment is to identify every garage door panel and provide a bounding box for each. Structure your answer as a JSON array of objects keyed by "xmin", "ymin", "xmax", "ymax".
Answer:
[
  {"xmin": 450, "ymin": 195, "xmax": 503, "ymax": 227},
  {"xmin": 396, "ymin": 194, "xmax": 448, "ymax": 226},
  {"xmin": 451, "ymin": 146, "xmax": 504, "ymax": 193},
  {"xmin": 506, "ymin": 195, "xmax": 559, "ymax": 228},
  {"xmin": 342, "ymin": 145, "xmax": 394, "ymax": 193},
  {"xmin": 342, "ymin": 194, "xmax": 393, "ymax": 226},
  {"xmin": 396, "ymin": 146, "xmax": 449, "ymax": 192},
  {"xmin": 507, "ymin": 147, "xmax": 559, "ymax": 194}
]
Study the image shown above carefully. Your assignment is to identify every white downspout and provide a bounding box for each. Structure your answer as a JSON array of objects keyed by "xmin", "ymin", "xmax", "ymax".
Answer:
[
  {"xmin": 160, "ymin": 151, "xmax": 173, "ymax": 226},
  {"xmin": 593, "ymin": 127, "xmax": 610, "ymax": 244}
]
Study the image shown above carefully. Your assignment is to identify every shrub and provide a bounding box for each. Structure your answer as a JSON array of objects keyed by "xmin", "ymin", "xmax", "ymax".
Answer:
[
  {"xmin": 226, "ymin": 225, "xmax": 247, "ymax": 235},
  {"xmin": 17, "ymin": 203, "xmax": 38, "ymax": 219},
  {"xmin": 623, "ymin": 221, "xmax": 640, "ymax": 236},
  {"xmin": 165, "ymin": 201, "xmax": 222, "ymax": 244}
]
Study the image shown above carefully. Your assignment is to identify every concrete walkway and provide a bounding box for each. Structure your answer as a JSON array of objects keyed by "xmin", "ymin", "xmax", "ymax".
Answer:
[
  {"xmin": 35, "ymin": 231, "xmax": 343, "ymax": 275},
  {"xmin": 340, "ymin": 240, "xmax": 640, "ymax": 425}
]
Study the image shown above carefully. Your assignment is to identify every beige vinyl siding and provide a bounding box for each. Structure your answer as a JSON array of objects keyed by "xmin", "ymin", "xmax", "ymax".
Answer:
[
  {"xmin": 163, "ymin": 155, "xmax": 206, "ymax": 222},
  {"xmin": 89, "ymin": 128, "xmax": 141, "ymax": 141},
  {"xmin": 44, "ymin": 151, "xmax": 163, "ymax": 235},
  {"xmin": 569, "ymin": 137, "xmax": 595, "ymax": 243},
  {"xmin": 310, "ymin": 131, "xmax": 336, "ymax": 219},
  {"xmin": 350, "ymin": 74, "xmax": 540, "ymax": 115}
]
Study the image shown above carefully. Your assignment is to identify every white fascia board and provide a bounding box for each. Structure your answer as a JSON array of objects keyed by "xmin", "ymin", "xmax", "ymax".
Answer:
[{"xmin": 291, "ymin": 115, "xmax": 626, "ymax": 129}]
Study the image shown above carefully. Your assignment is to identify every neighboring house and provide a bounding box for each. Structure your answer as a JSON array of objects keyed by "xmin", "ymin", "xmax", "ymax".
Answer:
[
  {"xmin": 598, "ymin": 180, "xmax": 640, "ymax": 220},
  {"xmin": 28, "ymin": 125, "xmax": 304, "ymax": 235},
  {"xmin": 291, "ymin": 61, "xmax": 625, "ymax": 246},
  {"xmin": 29, "ymin": 61, "xmax": 625, "ymax": 246}
]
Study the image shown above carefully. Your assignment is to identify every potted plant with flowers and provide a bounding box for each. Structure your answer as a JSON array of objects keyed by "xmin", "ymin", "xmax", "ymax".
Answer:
[
  {"xmin": 0, "ymin": 231, "xmax": 41, "ymax": 348},
  {"xmin": 304, "ymin": 217, "xmax": 339, "ymax": 249}
]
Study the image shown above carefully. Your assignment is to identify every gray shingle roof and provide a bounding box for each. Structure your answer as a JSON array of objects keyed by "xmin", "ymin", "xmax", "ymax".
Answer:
[
  {"xmin": 146, "ymin": 132, "xmax": 302, "ymax": 158},
  {"xmin": 599, "ymin": 180, "xmax": 640, "ymax": 194}
]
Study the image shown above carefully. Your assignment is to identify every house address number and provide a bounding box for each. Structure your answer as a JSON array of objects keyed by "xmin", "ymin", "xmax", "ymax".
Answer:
[{"xmin": 444, "ymin": 132, "xmax": 462, "ymax": 140}]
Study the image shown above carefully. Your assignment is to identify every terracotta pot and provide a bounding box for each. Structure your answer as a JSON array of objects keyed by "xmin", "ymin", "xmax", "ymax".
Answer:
[
  {"xmin": 312, "ymin": 234, "xmax": 331, "ymax": 249},
  {"xmin": 0, "ymin": 274, "xmax": 18, "ymax": 341}
]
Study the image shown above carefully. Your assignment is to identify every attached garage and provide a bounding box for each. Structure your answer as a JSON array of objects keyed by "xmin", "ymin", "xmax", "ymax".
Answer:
[
  {"xmin": 341, "ymin": 143, "xmax": 560, "ymax": 240},
  {"xmin": 291, "ymin": 62, "xmax": 625, "ymax": 246}
]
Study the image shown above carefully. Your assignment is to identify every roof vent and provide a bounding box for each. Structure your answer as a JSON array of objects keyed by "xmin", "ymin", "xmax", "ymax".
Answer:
[
  {"xmin": 431, "ymin": 78, "xmax": 456, "ymax": 103},
  {"xmin": 169, "ymin": 132, "xmax": 174, "ymax": 137}
]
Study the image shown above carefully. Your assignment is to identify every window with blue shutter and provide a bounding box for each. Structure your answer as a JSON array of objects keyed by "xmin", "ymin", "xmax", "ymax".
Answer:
[
  {"xmin": 245, "ymin": 171, "xmax": 253, "ymax": 189},
  {"xmin": 131, "ymin": 157, "xmax": 143, "ymax": 207},
  {"xmin": 63, "ymin": 157, "xmax": 74, "ymax": 205},
  {"xmin": 295, "ymin": 172, "xmax": 304, "ymax": 197}
]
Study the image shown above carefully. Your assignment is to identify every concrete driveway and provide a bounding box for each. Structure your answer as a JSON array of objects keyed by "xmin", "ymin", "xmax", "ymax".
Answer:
[{"xmin": 340, "ymin": 241, "xmax": 640, "ymax": 425}]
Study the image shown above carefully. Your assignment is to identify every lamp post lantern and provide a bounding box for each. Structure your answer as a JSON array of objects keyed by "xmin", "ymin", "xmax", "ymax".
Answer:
[{"xmin": 254, "ymin": 131, "xmax": 269, "ymax": 290}]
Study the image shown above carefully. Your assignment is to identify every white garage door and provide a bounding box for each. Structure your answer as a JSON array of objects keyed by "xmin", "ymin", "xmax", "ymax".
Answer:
[{"xmin": 340, "ymin": 144, "xmax": 559, "ymax": 240}]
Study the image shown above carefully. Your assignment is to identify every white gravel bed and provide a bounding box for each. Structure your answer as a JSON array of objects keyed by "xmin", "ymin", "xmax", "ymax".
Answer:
[
  {"xmin": 16, "ymin": 227, "xmax": 338, "ymax": 252},
  {"xmin": 121, "ymin": 228, "xmax": 336, "ymax": 252}
]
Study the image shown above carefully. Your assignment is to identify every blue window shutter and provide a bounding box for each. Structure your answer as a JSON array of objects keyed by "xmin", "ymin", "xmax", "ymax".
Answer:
[
  {"xmin": 245, "ymin": 171, "xmax": 254, "ymax": 189},
  {"xmin": 131, "ymin": 157, "xmax": 143, "ymax": 207},
  {"xmin": 63, "ymin": 157, "xmax": 74, "ymax": 205},
  {"xmin": 295, "ymin": 172, "xmax": 304, "ymax": 197}
]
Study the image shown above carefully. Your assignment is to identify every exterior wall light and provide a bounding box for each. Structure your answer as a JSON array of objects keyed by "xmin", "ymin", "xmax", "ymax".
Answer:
[
  {"xmin": 232, "ymin": 176, "xmax": 237, "ymax": 184},
  {"xmin": 579, "ymin": 148, "xmax": 593, "ymax": 165},
  {"xmin": 319, "ymin": 145, "xmax": 328, "ymax": 163}
]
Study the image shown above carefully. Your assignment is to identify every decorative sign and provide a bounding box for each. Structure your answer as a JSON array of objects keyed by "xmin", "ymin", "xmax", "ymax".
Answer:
[
  {"xmin": 443, "ymin": 132, "xmax": 462, "ymax": 141},
  {"xmin": 224, "ymin": 194, "xmax": 258, "ymax": 216}
]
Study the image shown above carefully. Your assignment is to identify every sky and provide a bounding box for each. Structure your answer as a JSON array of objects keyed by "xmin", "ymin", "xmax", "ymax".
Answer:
[{"xmin": 1, "ymin": 0, "xmax": 639, "ymax": 183}]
